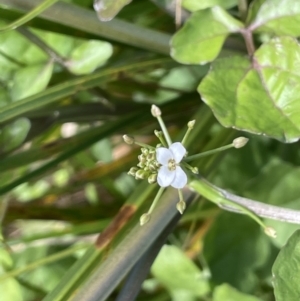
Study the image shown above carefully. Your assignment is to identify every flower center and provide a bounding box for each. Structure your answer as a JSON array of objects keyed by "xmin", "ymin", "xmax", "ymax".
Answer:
[{"xmin": 168, "ymin": 159, "xmax": 176, "ymax": 171}]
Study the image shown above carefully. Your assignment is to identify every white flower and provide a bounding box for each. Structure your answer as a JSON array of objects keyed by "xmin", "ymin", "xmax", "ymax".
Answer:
[{"xmin": 156, "ymin": 142, "xmax": 187, "ymax": 189}]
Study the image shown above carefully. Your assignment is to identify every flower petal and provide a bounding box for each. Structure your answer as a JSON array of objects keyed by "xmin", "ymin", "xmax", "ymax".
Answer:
[
  {"xmin": 157, "ymin": 166, "xmax": 175, "ymax": 187},
  {"xmin": 156, "ymin": 147, "xmax": 173, "ymax": 165},
  {"xmin": 169, "ymin": 142, "xmax": 186, "ymax": 163},
  {"xmin": 171, "ymin": 166, "xmax": 187, "ymax": 189}
]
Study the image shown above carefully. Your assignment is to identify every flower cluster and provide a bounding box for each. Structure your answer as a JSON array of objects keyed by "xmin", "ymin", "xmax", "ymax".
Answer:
[
  {"xmin": 124, "ymin": 105, "xmax": 249, "ymax": 225},
  {"xmin": 128, "ymin": 147, "xmax": 160, "ymax": 184}
]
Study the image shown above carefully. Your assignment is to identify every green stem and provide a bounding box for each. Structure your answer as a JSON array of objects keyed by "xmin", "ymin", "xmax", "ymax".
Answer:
[
  {"xmin": 17, "ymin": 27, "xmax": 67, "ymax": 65},
  {"xmin": 0, "ymin": 0, "xmax": 59, "ymax": 32},
  {"xmin": 178, "ymin": 189, "xmax": 184, "ymax": 202},
  {"xmin": 134, "ymin": 141, "xmax": 155, "ymax": 150},
  {"xmin": 184, "ymin": 143, "xmax": 234, "ymax": 162},
  {"xmin": 148, "ymin": 187, "xmax": 165, "ymax": 214},
  {"xmin": 157, "ymin": 116, "xmax": 172, "ymax": 147},
  {"xmin": 0, "ymin": 0, "xmax": 170, "ymax": 54},
  {"xmin": 0, "ymin": 244, "xmax": 87, "ymax": 282},
  {"xmin": 181, "ymin": 127, "xmax": 192, "ymax": 146},
  {"xmin": 154, "ymin": 130, "xmax": 167, "ymax": 147},
  {"xmin": 181, "ymin": 161, "xmax": 198, "ymax": 174},
  {"xmin": 189, "ymin": 178, "xmax": 269, "ymax": 230}
]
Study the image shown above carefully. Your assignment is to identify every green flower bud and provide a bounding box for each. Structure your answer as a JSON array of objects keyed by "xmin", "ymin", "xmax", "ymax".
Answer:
[
  {"xmin": 176, "ymin": 200, "xmax": 186, "ymax": 214},
  {"xmin": 151, "ymin": 105, "xmax": 161, "ymax": 117},
  {"xmin": 154, "ymin": 130, "xmax": 163, "ymax": 138},
  {"xmin": 141, "ymin": 148, "xmax": 149, "ymax": 155},
  {"xmin": 140, "ymin": 213, "xmax": 151, "ymax": 225},
  {"xmin": 123, "ymin": 135, "xmax": 134, "ymax": 145},
  {"xmin": 137, "ymin": 162, "xmax": 145, "ymax": 168},
  {"xmin": 138, "ymin": 154, "xmax": 146, "ymax": 164},
  {"xmin": 233, "ymin": 137, "xmax": 249, "ymax": 148},
  {"xmin": 128, "ymin": 167, "xmax": 138, "ymax": 176},
  {"xmin": 190, "ymin": 166, "xmax": 199, "ymax": 174},
  {"xmin": 188, "ymin": 120, "xmax": 195, "ymax": 129},
  {"xmin": 148, "ymin": 173, "xmax": 157, "ymax": 184},
  {"xmin": 264, "ymin": 226, "xmax": 277, "ymax": 238},
  {"xmin": 147, "ymin": 153, "xmax": 154, "ymax": 161},
  {"xmin": 148, "ymin": 162, "xmax": 160, "ymax": 172},
  {"xmin": 135, "ymin": 170, "xmax": 149, "ymax": 180}
]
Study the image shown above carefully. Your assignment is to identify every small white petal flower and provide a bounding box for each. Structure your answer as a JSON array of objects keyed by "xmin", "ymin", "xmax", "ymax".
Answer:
[{"xmin": 156, "ymin": 142, "xmax": 187, "ymax": 189}]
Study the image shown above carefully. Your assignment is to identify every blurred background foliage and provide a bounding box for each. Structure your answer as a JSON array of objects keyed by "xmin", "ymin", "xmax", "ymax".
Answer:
[{"xmin": 0, "ymin": 0, "xmax": 299, "ymax": 301}]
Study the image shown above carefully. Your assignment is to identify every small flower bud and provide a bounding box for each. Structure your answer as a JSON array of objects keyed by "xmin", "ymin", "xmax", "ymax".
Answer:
[
  {"xmin": 135, "ymin": 169, "xmax": 149, "ymax": 180},
  {"xmin": 123, "ymin": 135, "xmax": 134, "ymax": 145},
  {"xmin": 154, "ymin": 130, "xmax": 163, "ymax": 138},
  {"xmin": 148, "ymin": 162, "xmax": 159, "ymax": 172},
  {"xmin": 128, "ymin": 167, "xmax": 138, "ymax": 176},
  {"xmin": 176, "ymin": 200, "xmax": 186, "ymax": 214},
  {"xmin": 151, "ymin": 105, "xmax": 161, "ymax": 117},
  {"xmin": 190, "ymin": 166, "xmax": 199, "ymax": 174},
  {"xmin": 141, "ymin": 148, "xmax": 149, "ymax": 155},
  {"xmin": 137, "ymin": 162, "xmax": 145, "ymax": 168},
  {"xmin": 233, "ymin": 137, "xmax": 249, "ymax": 148},
  {"xmin": 188, "ymin": 120, "xmax": 195, "ymax": 129},
  {"xmin": 135, "ymin": 169, "xmax": 146, "ymax": 180},
  {"xmin": 140, "ymin": 213, "xmax": 151, "ymax": 225},
  {"xmin": 138, "ymin": 154, "xmax": 146, "ymax": 163},
  {"xmin": 264, "ymin": 226, "xmax": 277, "ymax": 238},
  {"xmin": 147, "ymin": 153, "xmax": 154, "ymax": 161},
  {"xmin": 148, "ymin": 173, "xmax": 157, "ymax": 184}
]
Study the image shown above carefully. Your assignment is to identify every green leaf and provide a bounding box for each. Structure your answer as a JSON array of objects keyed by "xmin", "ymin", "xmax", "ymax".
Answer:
[
  {"xmin": 241, "ymin": 158, "xmax": 300, "ymax": 248},
  {"xmin": 94, "ymin": 0, "xmax": 132, "ymax": 21},
  {"xmin": 10, "ymin": 63, "xmax": 53, "ymax": 101},
  {"xmin": 67, "ymin": 40, "xmax": 113, "ymax": 75},
  {"xmin": 199, "ymin": 36, "xmax": 300, "ymax": 143},
  {"xmin": 91, "ymin": 138, "xmax": 112, "ymax": 163},
  {"xmin": 0, "ymin": 118, "xmax": 31, "ymax": 152},
  {"xmin": 0, "ymin": 58, "xmax": 168, "ymax": 124},
  {"xmin": 248, "ymin": 0, "xmax": 300, "ymax": 36},
  {"xmin": 183, "ymin": 0, "xmax": 237, "ymax": 12},
  {"xmin": 213, "ymin": 283, "xmax": 263, "ymax": 301},
  {"xmin": 203, "ymin": 212, "xmax": 271, "ymax": 292},
  {"xmin": 34, "ymin": 29, "xmax": 75, "ymax": 58},
  {"xmin": 272, "ymin": 230, "xmax": 300, "ymax": 301},
  {"xmin": 0, "ymin": 248, "xmax": 23, "ymax": 301},
  {"xmin": 151, "ymin": 245, "xmax": 210, "ymax": 299},
  {"xmin": 170, "ymin": 7, "xmax": 244, "ymax": 64},
  {"xmin": 0, "ymin": 278, "xmax": 23, "ymax": 301}
]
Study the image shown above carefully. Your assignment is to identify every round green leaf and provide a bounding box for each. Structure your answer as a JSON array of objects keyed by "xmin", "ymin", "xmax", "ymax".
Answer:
[
  {"xmin": 183, "ymin": 0, "xmax": 237, "ymax": 12},
  {"xmin": 170, "ymin": 7, "xmax": 244, "ymax": 64},
  {"xmin": 199, "ymin": 36, "xmax": 300, "ymax": 142},
  {"xmin": 67, "ymin": 40, "xmax": 113, "ymax": 75},
  {"xmin": 10, "ymin": 63, "xmax": 53, "ymax": 101},
  {"xmin": 203, "ymin": 212, "xmax": 270, "ymax": 292},
  {"xmin": 213, "ymin": 283, "xmax": 263, "ymax": 301},
  {"xmin": 151, "ymin": 245, "xmax": 210, "ymax": 297},
  {"xmin": 272, "ymin": 230, "xmax": 300, "ymax": 301},
  {"xmin": 248, "ymin": 0, "xmax": 300, "ymax": 36},
  {"xmin": 1, "ymin": 118, "xmax": 31, "ymax": 152}
]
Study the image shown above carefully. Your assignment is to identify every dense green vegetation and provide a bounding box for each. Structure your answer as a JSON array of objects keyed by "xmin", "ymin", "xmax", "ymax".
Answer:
[{"xmin": 0, "ymin": 1, "xmax": 300, "ymax": 300}]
